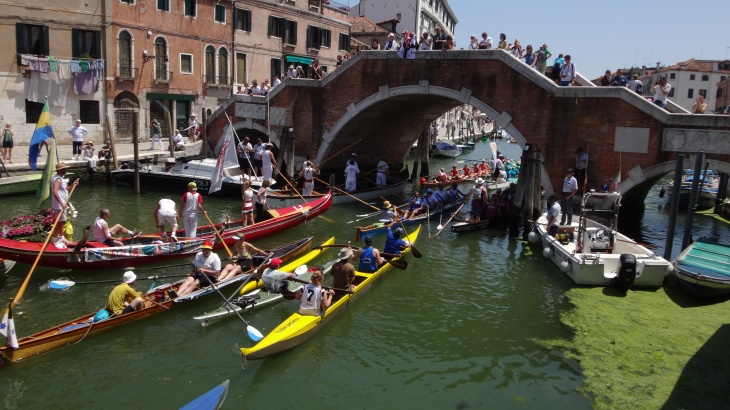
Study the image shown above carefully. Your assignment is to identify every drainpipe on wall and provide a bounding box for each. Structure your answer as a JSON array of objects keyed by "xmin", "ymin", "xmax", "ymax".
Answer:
[{"xmin": 101, "ymin": 0, "xmax": 109, "ymax": 150}]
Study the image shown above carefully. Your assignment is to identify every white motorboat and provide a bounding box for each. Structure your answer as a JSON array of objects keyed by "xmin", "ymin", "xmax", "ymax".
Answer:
[
  {"xmin": 533, "ymin": 193, "xmax": 672, "ymax": 291},
  {"xmin": 111, "ymin": 156, "xmax": 272, "ymax": 196},
  {"xmin": 431, "ymin": 141, "xmax": 462, "ymax": 158},
  {"xmin": 661, "ymin": 169, "xmax": 722, "ymax": 210}
]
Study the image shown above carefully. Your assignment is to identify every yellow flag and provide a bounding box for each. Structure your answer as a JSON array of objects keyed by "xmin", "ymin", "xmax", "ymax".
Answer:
[{"xmin": 36, "ymin": 139, "xmax": 57, "ymax": 209}]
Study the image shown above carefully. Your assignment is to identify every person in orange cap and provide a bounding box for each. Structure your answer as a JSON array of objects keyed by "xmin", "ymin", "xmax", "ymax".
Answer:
[{"xmin": 176, "ymin": 240, "xmax": 221, "ymax": 297}]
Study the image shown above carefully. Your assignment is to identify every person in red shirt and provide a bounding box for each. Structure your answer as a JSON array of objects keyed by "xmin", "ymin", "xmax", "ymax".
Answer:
[
  {"xmin": 450, "ymin": 165, "xmax": 461, "ymax": 180},
  {"xmin": 479, "ymin": 160, "xmax": 489, "ymax": 175},
  {"xmin": 435, "ymin": 168, "xmax": 448, "ymax": 183},
  {"xmin": 472, "ymin": 163, "xmax": 480, "ymax": 176},
  {"xmin": 462, "ymin": 164, "xmax": 472, "ymax": 178}
]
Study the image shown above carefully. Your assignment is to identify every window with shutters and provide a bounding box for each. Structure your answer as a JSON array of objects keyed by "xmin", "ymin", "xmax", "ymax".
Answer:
[
  {"xmin": 687, "ymin": 88, "xmax": 694, "ymax": 98},
  {"xmin": 154, "ymin": 37, "xmax": 168, "ymax": 81},
  {"xmin": 338, "ymin": 33, "xmax": 349, "ymax": 51},
  {"xmin": 214, "ymin": 4, "xmax": 226, "ymax": 23},
  {"xmin": 701, "ymin": 75, "xmax": 709, "ymax": 81},
  {"xmin": 118, "ymin": 31, "xmax": 133, "ymax": 78},
  {"xmin": 180, "ymin": 53, "xmax": 193, "ymax": 74},
  {"xmin": 307, "ymin": 26, "xmax": 331, "ymax": 49},
  {"xmin": 218, "ymin": 47, "xmax": 228, "ymax": 85},
  {"xmin": 157, "ymin": 0, "xmax": 169, "ymax": 11},
  {"xmin": 269, "ymin": 16, "xmax": 296, "ymax": 45},
  {"xmin": 236, "ymin": 53, "xmax": 246, "ymax": 84},
  {"xmin": 16, "ymin": 24, "xmax": 49, "ymax": 57},
  {"xmin": 184, "ymin": 0, "xmax": 196, "ymax": 17},
  {"xmin": 205, "ymin": 45, "xmax": 216, "ymax": 84},
  {"xmin": 235, "ymin": 8, "xmax": 251, "ymax": 31},
  {"xmin": 72, "ymin": 29, "xmax": 101, "ymax": 59}
]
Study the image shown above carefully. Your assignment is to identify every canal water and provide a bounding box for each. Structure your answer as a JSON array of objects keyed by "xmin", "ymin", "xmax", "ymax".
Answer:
[{"xmin": 0, "ymin": 141, "xmax": 727, "ymax": 408}]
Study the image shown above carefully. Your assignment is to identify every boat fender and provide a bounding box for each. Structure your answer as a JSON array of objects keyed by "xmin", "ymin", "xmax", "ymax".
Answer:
[
  {"xmin": 615, "ymin": 254, "xmax": 637, "ymax": 293},
  {"xmin": 527, "ymin": 231, "xmax": 540, "ymax": 244},
  {"xmin": 559, "ymin": 260, "xmax": 571, "ymax": 273},
  {"xmin": 93, "ymin": 309, "xmax": 110, "ymax": 322},
  {"xmin": 543, "ymin": 247, "xmax": 553, "ymax": 258}
]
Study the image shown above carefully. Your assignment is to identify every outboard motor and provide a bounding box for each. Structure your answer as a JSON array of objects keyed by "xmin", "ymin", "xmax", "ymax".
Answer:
[{"xmin": 615, "ymin": 254, "xmax": 637, "ymax": 293}]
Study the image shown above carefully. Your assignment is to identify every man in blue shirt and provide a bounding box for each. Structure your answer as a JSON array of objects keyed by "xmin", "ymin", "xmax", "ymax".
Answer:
[
  {"xmin": 354, "ymin": 236, "xmax": 383, "ymax": 273},
  {"xmin": 383, "ymin": 221, "xmax": 412, "ymax": 259}
]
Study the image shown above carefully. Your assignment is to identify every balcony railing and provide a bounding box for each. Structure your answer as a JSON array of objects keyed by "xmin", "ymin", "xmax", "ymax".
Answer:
[
  {"xmin": 154, "ymin": 70, "xmax": 173, "ymax": 83},
  {"xmin": 204, "ymin": 75, "xmax": 233, "ymax": 87},
  {"xmin": 116, "ymin": 67, "xmax": 138, "ymax": 81}
]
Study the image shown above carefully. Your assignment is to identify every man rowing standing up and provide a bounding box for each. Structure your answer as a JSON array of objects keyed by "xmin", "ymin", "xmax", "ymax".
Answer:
[
  {"xmin": 176, "ymin": 241, "xmax": 221, "ymax": 298},
  {"xmin": 376, "ymin": 160, "xmax": 389, "ymax": 187},
  {"xmin": 299, "ymin": 160, "xmax": 319, "ymax": 196},
  {"xmin": 94, "ymin": 208, "xmax": 139, "ymax": 247},
  {"xmin": 355, "ymin": 236, "xmax": 383, "ymax": 273},
  {"xmin": 105, "ymin": 271, "xmax": 145, "ymax": 316},
  {"xmin": 51, "ymin": 162, "xmax": 79, "ymax": 246},
  {"xmin": 469, "ymin": 178, "xmax": 487, "ymax": 223},
  {"xmin": 344, "ymin": 157, "xmax": 360, "ymax": 192},
  {"xmin": 155, "ymin": 197, "xmax": 178, "ymax": 241},
  {"xmin": 331, "ymin": 247, "xmax": 356, "ymax": 302},
  {"xmin": 180, "ymin": 182, "xmax": 205, "ymax": 238},
  {"xmin": 560, "ymin": 169, "xmax": 579, "ymax": 225},
  {"xmin": 384, "ymin": 221, "xmax": 411, "ymax": 260}
]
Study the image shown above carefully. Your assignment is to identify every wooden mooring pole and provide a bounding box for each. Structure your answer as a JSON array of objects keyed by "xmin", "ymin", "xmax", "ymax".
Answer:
[{"xmin": 509, "ymin": 143, "xmax": 542, "ymax": 238}]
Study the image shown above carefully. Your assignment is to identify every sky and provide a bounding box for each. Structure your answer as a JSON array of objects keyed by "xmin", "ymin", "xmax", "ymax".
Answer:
[{"xmin": 448, "ymin": 0, "xmax": 730, "ymax": 80}]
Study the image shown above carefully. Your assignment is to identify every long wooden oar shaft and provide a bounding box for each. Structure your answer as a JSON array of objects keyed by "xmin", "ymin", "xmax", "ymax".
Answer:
[
  {"xmin": 13, "ymin": 183, "xmax": 78, "ymax": 307},
  {"xmin": 431, "ymin": 193, "xmax": 472, "ymax": 238},
  {"xmin": 314, "ymin": 177, "xmax": 379, "ymax": 211},
  {"xmin": 200, "ymin": 206, "xmax": 233, "ymax": 258},
  {"xmin": 318, "ymin": 138, "xmax": 363, "ymax": 168},
  {"xmin": 277, "ymin": 169, "xmax": 308, "ymax": 203}
]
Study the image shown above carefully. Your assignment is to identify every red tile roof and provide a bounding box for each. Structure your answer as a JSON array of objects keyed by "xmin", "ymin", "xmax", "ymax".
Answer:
[
  {"xmin": 657, "ymin": 58, "xmax": 730, "ymax": 74},
  {"xmin": 348, "ymin": 16, "xmax": 390, "ymax": 35}
]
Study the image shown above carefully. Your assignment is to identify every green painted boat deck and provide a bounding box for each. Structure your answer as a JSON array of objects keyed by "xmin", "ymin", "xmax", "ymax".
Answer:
[{"xmin": 676, "ymin": 240, "xmax": 730, "ymax": 280}]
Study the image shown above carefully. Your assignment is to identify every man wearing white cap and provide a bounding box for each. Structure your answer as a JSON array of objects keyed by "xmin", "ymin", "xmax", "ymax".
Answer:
[
  {"xmin": 469, "ymin": 178, "xmax": 487, "ymax": 223},
  {"xmin": 104, "ymin": 271, "xmax": 145, "ymax": 316},
  {"xmin": 180, "ymin": 182, "xmax": 205, "ymax": 237},
  {"xmin": 51, "ymin": 162, "xmax": 79, "ymax": 244},
  {"xmin": 187, "ymin": 113, "xmax": 199, "ymax": 143},
  {"xmin": 344, "ymin": 154, "xmax": 360, "ymax": 192}
]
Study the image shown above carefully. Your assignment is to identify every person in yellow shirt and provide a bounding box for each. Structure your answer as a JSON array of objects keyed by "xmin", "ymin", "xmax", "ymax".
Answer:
[{"xmin": 105, "ymin": 271, "xmax": 145, "ymax": 316}]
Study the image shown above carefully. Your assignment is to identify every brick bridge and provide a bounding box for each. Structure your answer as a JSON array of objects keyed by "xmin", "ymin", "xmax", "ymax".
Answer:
[{"xmin": 207, "ymin": 50, "xmax": 730, "ymax": 210}]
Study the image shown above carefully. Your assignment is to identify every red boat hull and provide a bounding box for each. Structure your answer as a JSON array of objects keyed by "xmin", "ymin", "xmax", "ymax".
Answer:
[{"xmin": 0, "ymin": 191, "xmax": 332, "ymax": 270}]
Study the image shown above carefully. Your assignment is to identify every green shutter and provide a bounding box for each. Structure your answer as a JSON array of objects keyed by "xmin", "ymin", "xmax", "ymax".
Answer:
[
  {"xmin": 16, "ymin": 24, "xmax": 24, "ymax": 54},
  {"xmin": 42, "ymin": 25, "xmax": 49, "ymax": 55},
  {"xmin": 268, "ymin": 16, "xmax": 273, "ymax": 36},
  {"xmin": 290, "ymin": 21, "xmax": 297, "ymax": 45},
  {"xmin": 93, "ymin": 30, "xmax": 101, "ymax": 58},
  {"xmin": 306, "ymin": 26, "xmax": 311, "ymax": 49},
  {"xmin": 71, "ymin": 28, "xmax": 80, "ymax": 57}
]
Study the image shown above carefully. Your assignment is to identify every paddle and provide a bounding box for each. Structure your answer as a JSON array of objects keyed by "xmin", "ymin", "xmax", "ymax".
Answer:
[
  {"xmin": 222, "ymin": 254, "xmax": 273, "ymax": 306},
  {"xmin": 276, "ymin": 169, "xmax": 308, "ymax": 203},
  {"xmin": 430, "ymin": 192, "xmax": 472, "ymax": 239},
  {"xmin": 200, "ymin": 205, "xmax": 233, "ymax": 258},
  {"xmin": 48, "ymin": 274, "xmax": 192, "ymax": 290},
  {"xmin": 204, "ymin": 270, "xmax": 264, "ymax": 341},
  {"xmin": 437, "ymin": 213, "xmax": 443, "ymax": 231},
  {"xmin": 280, "ymin": 278, "xmax": 355, "ymax": 301},
  {"xmin": 12, "ymin": 183, "xmax": 78, "ymax": 307},
  {"xmin": 314, "ymin": 177, "xmax": 380, "ymax": 211},
  {"xmin": 396, "ymin": 221, "xmax": 422, "ymax": 258}
]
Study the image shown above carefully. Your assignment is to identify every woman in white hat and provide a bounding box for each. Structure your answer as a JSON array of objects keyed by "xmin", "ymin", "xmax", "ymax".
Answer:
[{"xmin": 218, "ymin": 231, "xmax": 268, "ymax": 281}]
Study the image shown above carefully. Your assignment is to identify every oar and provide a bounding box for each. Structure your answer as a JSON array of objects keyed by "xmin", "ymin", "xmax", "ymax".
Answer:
[
  {"xmin": 200, "ymin": 206, "xmax": 233, "ymax": 258},
  {"xmin": 313, "ymin": 243, "xmax": 410, "ymax": 262},
  {"xmin": 430, "ymin": 193, "xmax": 472, "ymax": 238},
  {"xmin": 317, "ymin": 138, "xmax": 363, "ymax": 169},
  {"xmin": 280, "ymin": 278, "xmax": 355, "ymax": 301},
  {"xmin": 314, "ymin": 177, "xmax": 379, "ymax": 211},
  {"xmin": 12, "ymin": 183, "xmax": 78, "ymax": 307},
  {"xmin": 204, "ymin": 270, "xmax": 264, "ymax": 341},
  {"xmin": 276, "ymin": 169, "xmax": 308, "ymax": 203},
  {"xmin": 48, "ymin": 274, "xmax": 191, "ymax": 290},
  {"xmin": 437, "ymin": 213, "xmax": 443, "ymax": 231}
]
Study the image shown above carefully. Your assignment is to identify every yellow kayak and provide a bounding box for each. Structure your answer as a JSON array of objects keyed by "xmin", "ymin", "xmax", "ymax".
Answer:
[
  {"xmin": 239, "ymin": 237, "xmax": 335, "ymax": 295},
  {"xmin": 240, "ymin": 226, "xmax": 421, "ymax": 360}
]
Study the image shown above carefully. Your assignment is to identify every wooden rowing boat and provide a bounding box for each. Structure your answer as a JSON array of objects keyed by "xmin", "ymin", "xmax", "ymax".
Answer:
[
  {"xmin": 0, "ymin": 237, "xmax": 313, "ymax": 365},
  {"xmin": 192, "ymin": 237, "xmax": 336, "ymax": 327},
  {"xmin": 451, "ymin": 219, "xmax": 491, "ymax": 232},
  {"xmin": 240, "ymin": 226, "xmax": 421, "ymax": 360},
  {"xmin": 354, "ymin": 196, "xmax": 466, "ymax": 241},
  {"xmin": 0, "ymin": 190, "xmax": 331, "ymax": 270}
]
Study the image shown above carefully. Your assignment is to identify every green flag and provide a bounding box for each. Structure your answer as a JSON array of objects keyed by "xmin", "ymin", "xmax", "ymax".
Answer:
[{"xmin": 36, "ymin": 138, "xmax": 57, "ymax": 209}]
